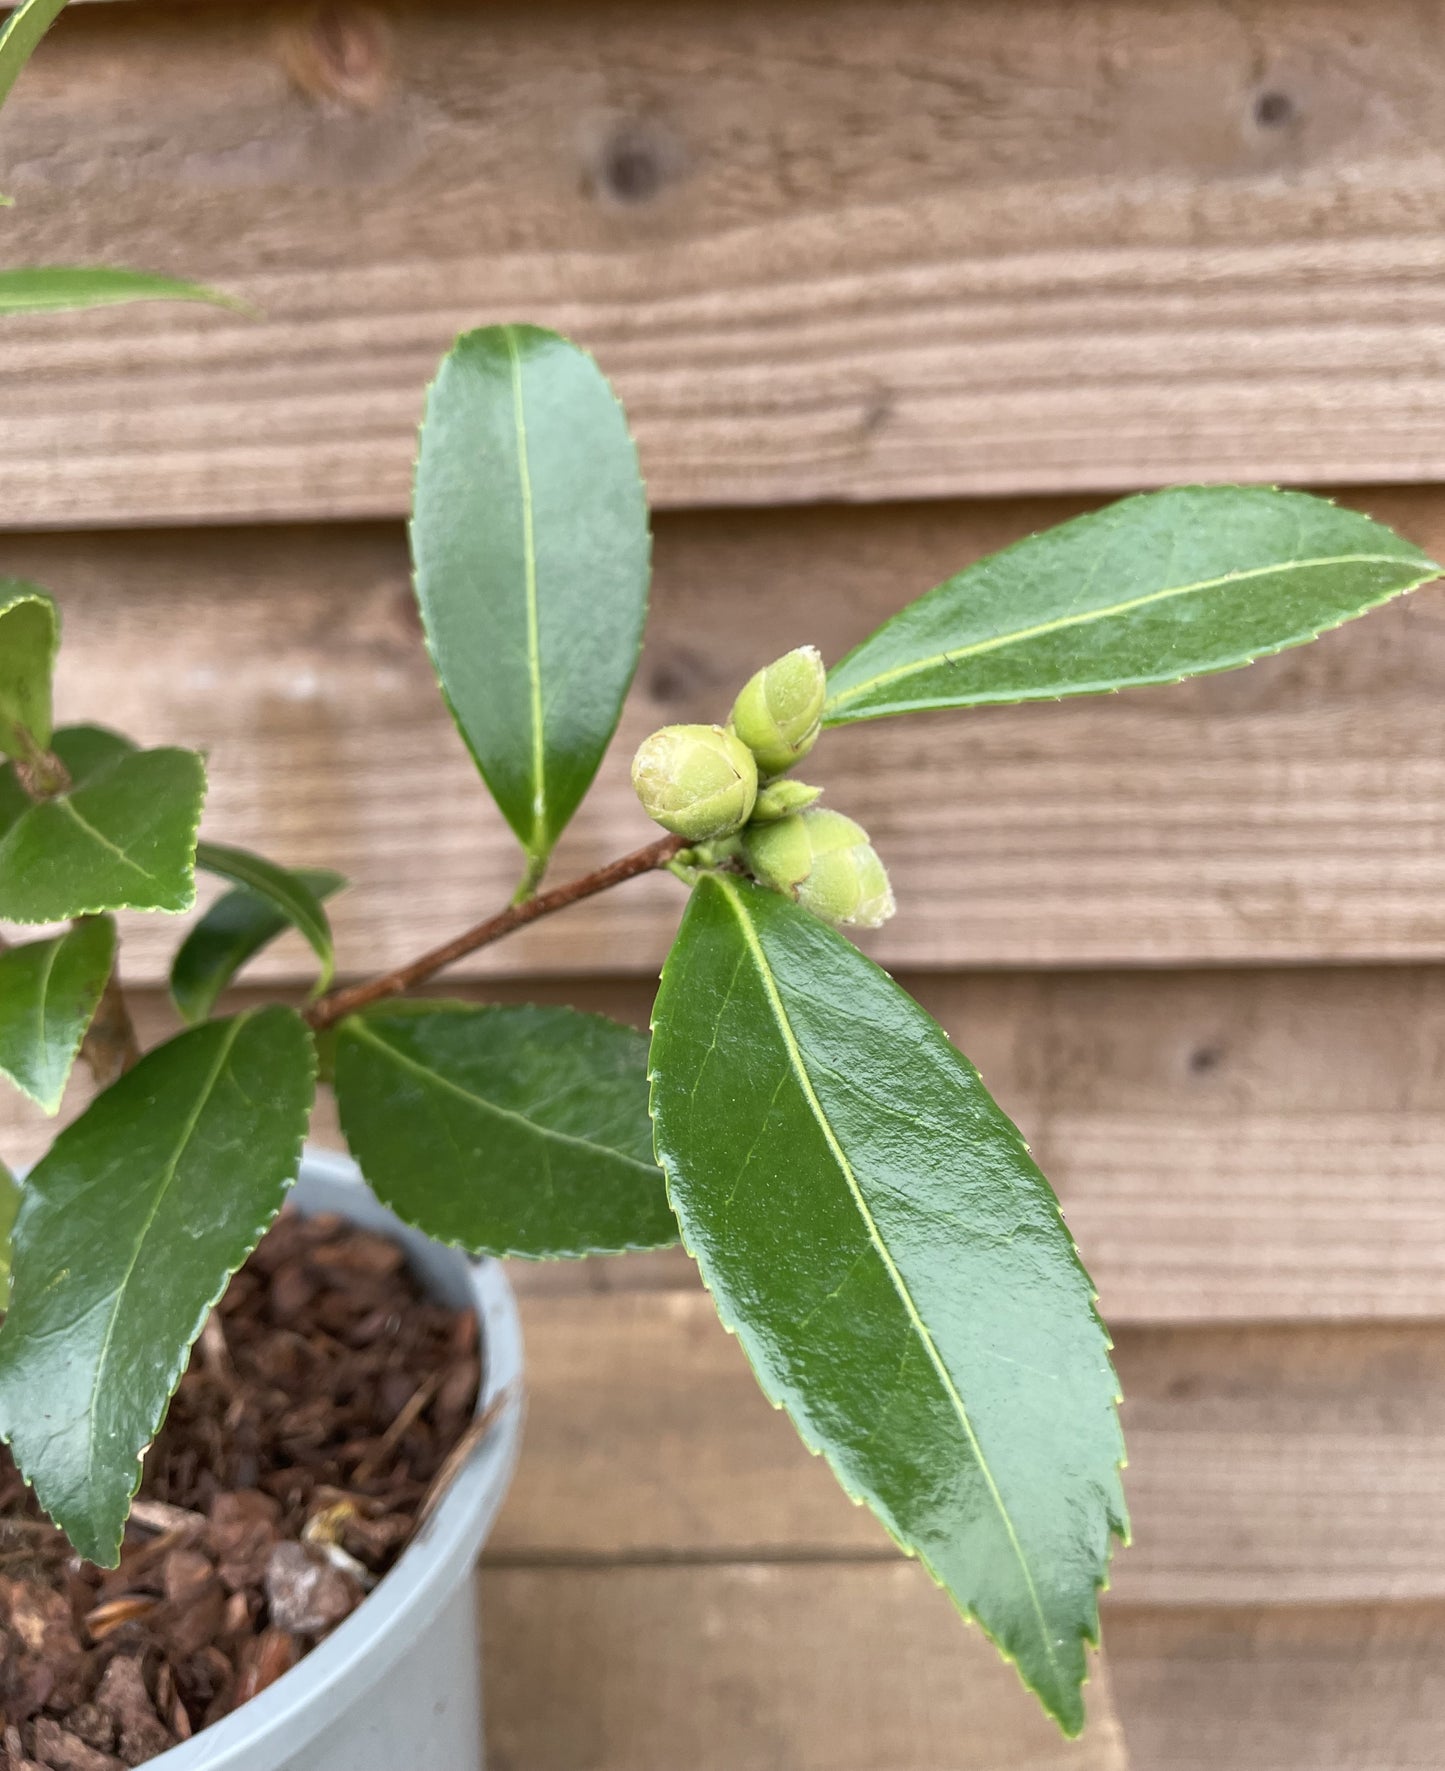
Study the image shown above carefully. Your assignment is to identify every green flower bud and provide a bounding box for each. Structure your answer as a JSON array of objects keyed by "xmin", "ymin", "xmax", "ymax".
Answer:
[
  {"xmin": 750, "ymin": 779, "xmax": 823, "ymax": 822},
  {"xmin": 729, "ymin": 645, "xmax": 827, "ymax": 778},
  {"xmin": 743, "ymin": 807, "xmax": 895, "ymax": 929},
  {"xmin": 632, "ymin": 723, "xmax": 758, "ymax": 841}
]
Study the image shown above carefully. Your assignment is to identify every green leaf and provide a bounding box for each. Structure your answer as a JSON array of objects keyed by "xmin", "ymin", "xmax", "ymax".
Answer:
[
  {"xmin": 0, "ymin": 1006, "xmax": 315, "ymax": 1565},
  {"xmin": 411, "ymin": 325, "xmax": 651, "ymax": 881},
  {"xmin": 0, "ymin": 267, "xmax": 244, "ymax": 317},
  {"xmin": 171, "ymin": 865, "xmax": 346, "ymax": 1026},
  {"xmin": 0, "ymin": 725, "xmax": 134, "ymax": 842},
  {"xmin": 0, "ymin": 0, "xmax": 69, "ymax": 115},
  {"xmin": 649, "ymin": 875, "xmax": 1127, "ymax": 1733},
  {"xmin": 0, "ymin": 916, "xmax": 114, "ymax": 1113},
  {"xmin": 335, "ymin": 1002, "xmax": 676, "ymax": 1258},
  {"xmin": 193, "ymin": 842, "xmax": 336, "ymax": 999},
  {"xmin": 0, "ymin": 743, "xmax": 205, "ymax": 922},
  {"xmin": 0, "ymin": 582, "xmax": 58, "ymax": 762},
  {"xmin": 823, "ymin": 487, "xmax": 1443, "ymax": 724},
  {"xmin": 0, "ymin": 1160, "xmax": 19, "ymax": 1307}
]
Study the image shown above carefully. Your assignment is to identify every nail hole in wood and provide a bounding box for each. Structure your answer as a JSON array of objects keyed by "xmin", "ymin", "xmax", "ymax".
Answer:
[
  {"xmin": 1253, "ymin": 89, "xmax": 1295, "ymax": 130},
  {"xmin": 596, "ymin": 124, "xmax": 669, "ymax": 205}
]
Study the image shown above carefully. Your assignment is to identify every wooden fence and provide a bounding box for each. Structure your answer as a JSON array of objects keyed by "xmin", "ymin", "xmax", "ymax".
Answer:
[{"xmin": 4, "ymin": 1, "xmax": 1445, "ymax": 1764}]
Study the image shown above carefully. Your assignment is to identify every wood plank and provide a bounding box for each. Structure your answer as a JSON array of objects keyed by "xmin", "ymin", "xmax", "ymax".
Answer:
[
  {"xmin": 10, "ymin": 487, "xmax": 1445, "ymax": 973},
  {"xmin": 7, "ymin": 0, "xmax": 1445, "ymax": 521},
  {"xmin": 4, "ymin": 964, "xmax": 1444, "ymax": 1323},
  {"xmin": 479, "ymin": 1562, "xmax": 1128, "ymax": 1771},
  {"xmin": 1108, "ymin": 1603, "xmax": 1445, "ymax": 1771},
  {"xmin": 484, "ymin": 1292, "xmax": 1445, "ymax": 1607}
]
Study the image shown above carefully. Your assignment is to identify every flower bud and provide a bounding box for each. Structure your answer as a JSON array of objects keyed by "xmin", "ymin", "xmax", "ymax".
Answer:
[
  {"xmin": 743, "ymin": 807, "xmax": 895, "ymax": 929},
  {"xmin": 729, "ymin": 645, "xmax": 827, "ymax": 778},
  {"xmin": 750, "ymin": 779, "xmax": 823, "ymax": 822},
  {"xmin": 631, "ymin": 723, "xmax": 758, "ymax": 842}
]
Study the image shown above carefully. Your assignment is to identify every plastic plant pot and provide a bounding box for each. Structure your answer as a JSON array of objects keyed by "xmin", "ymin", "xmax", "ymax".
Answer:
[{"xmin": 142, "ymin": 1146, "xmax": 525, "ymax": 1771}]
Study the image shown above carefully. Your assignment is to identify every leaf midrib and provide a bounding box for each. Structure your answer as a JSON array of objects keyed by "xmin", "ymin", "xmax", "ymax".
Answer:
[
  {"xmin": 716, "ymin": 876, "xmax": 1062, "ymax": 1688},
  {"xmin": 52, "ymin": 791, "xmax": 161, "ymax": 886},
  {"xmin": 504, "ymin": 325, "xmax": 548, "ymax": 856},
  {"xmin": 83, "ymin": 1013, "xmax": 246, "ymax": 1499},
  {"xmin": 823, "ymin": 551, "xmax": 1420, "ymax": 715},
  {"xmin": 346, "ymin": 1017, "xmax": 658, "ymax": 1178}
]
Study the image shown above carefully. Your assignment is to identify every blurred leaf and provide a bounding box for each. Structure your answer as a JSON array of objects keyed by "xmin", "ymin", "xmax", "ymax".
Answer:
[
  {"xmin": 0, "ymin": 268, "xmax": 246, "ymax": 316},
  {"xmin": 194, "ymin": 842, "xmax": 337, "ymax": 1000},
  {"xmin": 0, "ymin": 916, "xmax": 114, "ymax": 1113},
  {"xmin": 171, "ymin": 865, "xmax": 347, "ymax": 1025},
  {"xmin": 0, "ymin": 582, "xmax": 57, "ymax": 762},
  {"xmin": 650, "ymin": 875, "xmax": 1127, "ymax": 1733},
  {"xmin": 0, "ymin": 0, "xmax": 69, "ymax": 115},
  {"xmin": 0, "ymin": 1006, "xmax": 316, "ymax": 1564},
  {"xmin": 0, "ymin": 743, "xmax": 204, "ymax": 922},
  {"xmin": 336, "ymin": 1002, "xmax": 676, "ymax": 1257},
  {"xmin": 824, "ymin": 487, "xmax": 1443, "ymax": 723},
  {"xmin": 412, "ymin": 325, "xmax": 650, "ymax": 885}
]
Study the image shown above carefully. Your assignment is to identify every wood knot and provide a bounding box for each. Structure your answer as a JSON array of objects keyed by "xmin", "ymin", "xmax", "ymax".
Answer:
[
  {"xmin": 1252, "ymin": 88, "xmax": 1296, "ymax": 131},
  {"xmin": 587, "ymin": 119, "xmax": 682, "ymax": 207},
  {"xmin": 280, "ymin": 4, "xmax": 392, "ymax": 108}
]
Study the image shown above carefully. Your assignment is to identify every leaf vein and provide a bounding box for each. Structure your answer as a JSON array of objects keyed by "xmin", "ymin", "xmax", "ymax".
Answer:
[{"xmin": 824, "ymin": 551, "xmax": 1420, "ymax": 713}]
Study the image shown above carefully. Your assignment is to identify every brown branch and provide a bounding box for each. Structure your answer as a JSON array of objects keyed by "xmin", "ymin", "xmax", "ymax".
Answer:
[{"xmin": 306, "ymin": 832, "xmax": 686, "ymax": 1031}]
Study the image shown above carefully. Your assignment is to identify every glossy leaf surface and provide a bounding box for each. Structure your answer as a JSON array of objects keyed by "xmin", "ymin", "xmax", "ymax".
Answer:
[
  {"xmin": 336, "ymin": 1002, "xmax": 676, "ymax": 1258},
  {"xmin": 0, "ymin": 1007, "xmax": 315, "ymax": 1564},
  {"xmin": 0, "ymin": 738, "xmax": 204, "ymax": 923},
  {"xmin": 411, "ymin": 325, "xmax": 650, "ymax": 876},
  {"xmin": 0, "ymin": 916, "xmax": 114, "ymax": 1113},
  {"xmin": 171, "ymin": 865, "xmax": 346, "ymax": 1025},
  {"xmin": 0, "ymin": 0, "xmax": 68, "ymax": 114},
  {"xmin": 0, "ymin": 582, "xmax": 57, "ymax": 761},
  {"xmin": 650, "ymin": 875, "xmax": 1127, "ymax": 1732},
  {"xmin": 824, "ymin": 487, "xmax": 1441, "ymax": 723},
  {"xmin": 0, "ymin": 268, "xmax": 242, "ymax": 316},
  {"xmin": 194, "ymin": 842, "xmax": 336, "ymax": 998}
]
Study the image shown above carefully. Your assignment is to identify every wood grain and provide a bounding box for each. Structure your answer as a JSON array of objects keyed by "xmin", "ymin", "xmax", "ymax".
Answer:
[
  {"xmin": 8, "ymin": 0, "xmax": 1445, "ymax": 521},
  {"xmin": 9, "ymin": 487, "xmax": 1445, "ymax": 975},
  {"xmin": 1108, "ymin": 1603, "xmax": 1445, "ymax": 1771},
  {"xmin": 484, "ymin": 1292, "xmax": 1445, "ymax": 1608},
  {"xmin": 479, "ymin": 1562, "xmax": 1128, "ymax": 1770},
  {"xmin": 4, "ymin": 962, "xmax": 1443, "ymax": 1323}
]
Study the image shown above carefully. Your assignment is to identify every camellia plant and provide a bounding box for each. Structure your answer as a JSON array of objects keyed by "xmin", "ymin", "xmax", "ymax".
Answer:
[{"xmin": 0, "ymin": 323, "xmax": 1439, "ymax": 1737}]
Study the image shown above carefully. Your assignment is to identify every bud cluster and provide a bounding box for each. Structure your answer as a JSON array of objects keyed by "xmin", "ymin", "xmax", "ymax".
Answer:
[{"xmin": 631, "ymin": 645, "xmax": 895, "ymax": 929}]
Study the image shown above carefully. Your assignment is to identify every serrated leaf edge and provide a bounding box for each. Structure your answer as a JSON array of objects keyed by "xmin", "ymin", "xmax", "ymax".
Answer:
[
  {"xmin": 408, "ymin": 324, "xmax": 653, "ymax": 872},
  {"xmin": 335, "ymin": 1000, "xmax": 679, "ymax": 1262},
  {"xmin": 0, "ymin": 1008, "xmax": 317, "ymax": 1566},
  {"xmin": 647, "ymin": 879, "xmax": 1128, "ymax": 1735},
  {"xmin": 823, "ymin": 487, "xmax": 1444, "ymax": 723},
  {"xmin": 0, "ymin": 746, "xmax": 207, "ymax": 924}
]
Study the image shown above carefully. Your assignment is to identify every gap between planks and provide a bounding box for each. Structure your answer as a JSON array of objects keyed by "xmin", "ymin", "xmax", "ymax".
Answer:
[
  {"xmin": 6, "ymin": 486, "xmax": 1445, "ymax": 974},
  {"xmin": 486, "ymin": 1291, "xmax": 1445, "ymax": 1610}
]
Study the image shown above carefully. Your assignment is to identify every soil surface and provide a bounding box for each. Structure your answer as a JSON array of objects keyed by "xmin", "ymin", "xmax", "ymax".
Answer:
[{"xmin": 0, "ymin": 1208, "xmax": 483, "ymax": 1769}]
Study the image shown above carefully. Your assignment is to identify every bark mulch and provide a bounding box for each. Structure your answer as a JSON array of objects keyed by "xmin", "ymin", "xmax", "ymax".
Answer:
[{"xmin": 0, "ymin": 1207, "xmax": 484, "ymax": 1769}]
